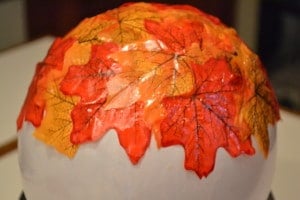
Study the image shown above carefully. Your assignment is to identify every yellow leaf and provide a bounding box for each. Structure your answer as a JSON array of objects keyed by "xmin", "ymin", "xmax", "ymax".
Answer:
[
  {"xmin": 34, "ymin": 80, "xmax": 79, "ymax": 157},
  {"xmin": 66, "ymin": 3, "xmax": 161, "ymax": 45},
  {"xmin": 104, "ymin": 49, "xmax": 194, "ymax": 110},
  {"xmin": 33, "ymin": 42, "xmax": 90, "ymax": 157},
  {"xmin": 64, "ymin": 41, "xmax": 91, "ymax": 67},
  {"xmin": 239, "ymin": 57, "xmax": 279, "ymax": 157}
]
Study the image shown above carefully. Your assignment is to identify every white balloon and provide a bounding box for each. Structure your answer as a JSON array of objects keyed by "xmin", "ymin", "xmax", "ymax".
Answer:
[{"xmin": 18, "ymin": 122, "xmax": 276, "ymax": 200}]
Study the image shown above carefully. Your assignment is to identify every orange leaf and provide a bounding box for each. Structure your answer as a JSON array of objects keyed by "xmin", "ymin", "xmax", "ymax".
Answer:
[
  {"xmin": 67, "ymin": 3, "xmax": 160, "ymax": 45},
  {"xmin": 17, "ymin": 38, "xmax": 75, "ymax": 130},
  {"xmin": 144, "ymin": 19, "xmax": 204, "ymax": 54},
  {"xmin": 34, "ymin": 81, "xmax": 79, "ymax": 157}
]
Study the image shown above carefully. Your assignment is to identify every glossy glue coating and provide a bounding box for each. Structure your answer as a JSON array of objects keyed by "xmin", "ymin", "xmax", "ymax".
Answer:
[{"xmin": 17, "ymin": 3, "xmax": 280, "ymax": 199}]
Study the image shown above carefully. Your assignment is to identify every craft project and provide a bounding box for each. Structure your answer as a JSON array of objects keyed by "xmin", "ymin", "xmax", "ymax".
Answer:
[{"xmin": 17, "ymin": 2, "xmax": 280, "ymax": 200}]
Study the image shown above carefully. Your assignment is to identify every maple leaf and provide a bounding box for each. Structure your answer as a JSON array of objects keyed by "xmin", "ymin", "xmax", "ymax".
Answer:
[
  {"xmin": 17, "ymin": 63, "xmax": 46, "ymax": 129},
  {"xmin": 67, "ymin": 3, "xmax": 160, "ymax": 45},
  {"xmin": 144, "ymin": 19, "xmax": 204, "ymax": 54},
  {"xmin": 17, "ymin": 38, "xmax": 75, "ymax": 130},
  {"xmin": 60, "ymin": 42, "xmax": 152, "ymax": 163},
  {"xmin": 69, "ymin": 101, "xmax": 151, "ymax": 164},
  {"xmin": 60, "ymin": 43, "xmax": 118, "ymax": 140},
  {"xmin": 115, "ymin": 102, "xmax": 151, "ymax": 165},
  {"xmin": 34, "ymin": 81, "xmax": 79, "ymax": 157},
  {"xmin": 160, "ymin": 58, "xmax": 255, "ymax": 178},
  {"xmin": 228, "ymin": 45, "xmax": 280, "ymax": 156},
  {"xmin": 60, "ymin": 43, "xmax": 119, "ymax": 103},
  {"xmin": 17, "ymin": 2, "xmax": 280, "ymax": 178},
  {"xmin": 240, "ymin": 60, "xmax": 280, "ymax": 156},
  {"xmin": 104, "ymin": 49, "xmax": 194, "ymax": 110},
  {"xmin": 101, "ymin": 12, "xmax": 217, "ymax": 111}
]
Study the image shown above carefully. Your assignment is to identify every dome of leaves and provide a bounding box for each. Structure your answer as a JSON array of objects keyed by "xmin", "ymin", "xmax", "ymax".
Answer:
[{"xmin": 17, "ymin": 2, "xmax": 280, "ymax": 178}]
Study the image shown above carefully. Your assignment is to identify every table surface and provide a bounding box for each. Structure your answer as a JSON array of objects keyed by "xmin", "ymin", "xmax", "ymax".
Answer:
[{"xmin": 0, "ymin": 37, "xmax": 299, "ymax": 200}]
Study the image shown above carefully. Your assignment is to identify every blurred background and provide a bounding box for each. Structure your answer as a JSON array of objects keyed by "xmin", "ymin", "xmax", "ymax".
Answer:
[{"xmin": 0, "ymin": 0, "xmax": 299, "ymax": 112}]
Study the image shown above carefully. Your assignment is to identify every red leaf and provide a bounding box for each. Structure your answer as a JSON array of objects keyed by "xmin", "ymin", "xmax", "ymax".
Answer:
[
  {"xmin": 69, "ymin": 100, "xmax": 141, "ymax": 144},
  {"xmin": 17, "ymin": 63, "xmax": 45, "ymax": 129},
  {"xmin": 116, "ymin": 103, "xmax": 151, "ymax": 164},
  {"xmin": 61, "ymin": 43, "xmax": 151, "ymax": 164},
  {"xmin": 44, "ymin": 38, "xmax": 76, "ymax": 70},
  {"xmin": 145, "ymin": 19, "xmax": 204, "ymax": 54},
  {"xmin": 70, "ymin": 101, "xmax": 151, "ymax": 164},
  {"xmin": 60, "ymin": 43, "xmax": 119, "ymax": 103},
  {"xmin": 60, "ymin": 43, "xmax": 120, "ymax": 142},
  {"xmin": 17, "ymin": 38, "xmax": 74, "ymax": 130},
  {"xmin": 160, "ymin": 58, "xmax": 255, "ymax": 178}
]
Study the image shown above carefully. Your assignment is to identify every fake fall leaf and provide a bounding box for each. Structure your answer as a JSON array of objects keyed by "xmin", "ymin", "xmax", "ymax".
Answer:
[
  {"xmin": 240, "ymin": 59, "xmax": 280, "ymax": 157},
  {"xmin": 67, "ymin": 3, "xmax": 161, "ymax": 45},
  {"xmin": 34, "ymin": 81, "xmax": 79, "ymax": 157},
  {"xmin": 17, "ymin": 38, "xmax": 75, "ymax": 130},
  {"xmin": 144, "ymin": 19, "xmax": 204, "ymax": 54},
  {"xmin": 17, "ymin": 2, "xmax": 280, "ymax": 178},
  {"xmin": 160, "ymin": 59, "xmax": 255, "ymax": 177},
  {"xmin": 104, "ymin": 46, "xmax": 195, "ymax": 110}
]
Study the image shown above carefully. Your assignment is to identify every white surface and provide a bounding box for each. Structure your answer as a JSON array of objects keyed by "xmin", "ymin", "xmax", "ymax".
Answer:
[
  {"xmin": 18, "ymin": 123, "xmax": 276, "ymax": 200},
  {"xmin": 272, "ymin": 109, "xmax": 300, "ymax": 200},
  {"xmin": 0, "ymin": 37, "xmax": 299, "ymax": 199}
]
